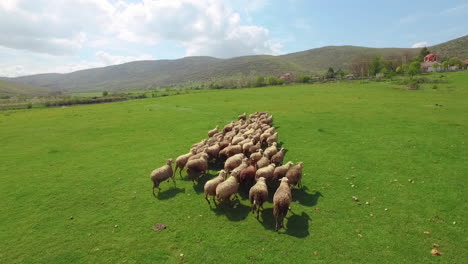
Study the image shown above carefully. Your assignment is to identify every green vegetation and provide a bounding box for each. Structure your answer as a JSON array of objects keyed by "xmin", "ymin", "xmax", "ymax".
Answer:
[
  {"xmin": 1, "ymin": 71, "xmax": 466, "ymax": 263},
  {"xmin": 0, "ymin": 79, "xmax": 52, "ymax": 97},
  {"xmin": 4, "ymin": 36, "xmax": 467, "ymax": 93}
]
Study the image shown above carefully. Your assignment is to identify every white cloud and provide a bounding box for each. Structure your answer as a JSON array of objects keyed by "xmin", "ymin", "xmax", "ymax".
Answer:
[
  {"xmin": 0, "ymin": 0, "xmax": 279, "ymax": 60},
  {"xmin": 411, "ymin": 42, "xmax": 429, "ymax": 48}
]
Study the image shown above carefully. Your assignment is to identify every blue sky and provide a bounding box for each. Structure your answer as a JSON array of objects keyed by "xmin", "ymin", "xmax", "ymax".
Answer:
[{"xmin": 0, "ymin": 0, "xmax": 466, "ymax": 76}]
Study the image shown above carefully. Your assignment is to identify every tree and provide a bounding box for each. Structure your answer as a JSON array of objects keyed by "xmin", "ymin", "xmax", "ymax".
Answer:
[
  {"xmin": 408, "ymin": 61, "xmax": 421, "ymax": 77},
  {"xmin": 401, "ymin": 63, "xmax": 409, "ymax": 73},
  {"xmin": 267, "ymin": 76, "xmax": 280, "ymax": 85},
  {"xmin": 396, "ymin": 66, "xmax": 403, "ymax": 74},
  {"xmin": 419, "ymin": 47, "xmax": 430, "ymax": 59},
  {"xmin": 442, "ymin": 61, "xmax": 449, "ymax": 71},
  {"xmin": 369, "ymin": 57, "xmax": 384, "ymax": 76},
  {"xmin": 349, "ymin": 55, "xmax": 371, "ymax": 77},
  {"xmin": 432, "ymin": 62, "xmax": 439, "ymax": 71},
  {"xmin": 299, "ymin": 76, "xmax": 311, "ymax": 83},
  {"xmin": 102, "ymin": 91, "xmax": 108, "ymax": 97},
  {"xmin": 326, "ymin": 67, "xmax": 335, "ymax": 79},
  {"xmin": 255, "ymin": 76, "xmax": 265, "ymax": 87},
  {"xmin": 448, "ymin": 57, "xmax": 462, "ymax": 67}
]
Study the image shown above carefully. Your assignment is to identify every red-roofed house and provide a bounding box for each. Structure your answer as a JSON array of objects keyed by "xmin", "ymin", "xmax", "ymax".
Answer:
[
  {"xmin": 279, "ymin": 73, "xmax": 293, "ymax": 83},
  {"xmin": 422, "ymin": 53, "xmax": 440, "ymax": 72}
]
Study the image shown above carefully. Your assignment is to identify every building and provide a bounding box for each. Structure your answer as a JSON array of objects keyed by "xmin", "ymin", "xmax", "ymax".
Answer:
[
  {"xmin": 279, "ymin": 73, "xmax": 293, "ymax": 83},
  {"xmin": 422, "ymin": 53, "xmax": 440, "ymax": 72}
]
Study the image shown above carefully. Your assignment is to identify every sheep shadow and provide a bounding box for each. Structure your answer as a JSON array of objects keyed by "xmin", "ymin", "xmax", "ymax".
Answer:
[
  {"xmin": 156, "ymin": 187, "xmax": 185, "ymax": 200},
  {"xmin": 258, "ymin": 207, "xmax": 275, "ymax": 231},
  {"xmin": 285, "ymin": 211, "xmax": 312, "ymax": 238},
  {"xmin": 292, "ymin": 187, "xmax": 322, "ymax": 207},
  {"xmin": 211, "ymin": 199, "xmax": 251, "ymax": 222},
  {"xmin": 192, "ymin": 172, "xmax": 214, "ymax": 194}
]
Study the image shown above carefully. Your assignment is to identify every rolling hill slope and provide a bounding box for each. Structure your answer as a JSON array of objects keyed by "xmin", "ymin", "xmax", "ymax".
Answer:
[
  {"xmin": 4, "ymin": 35, "xmax": 467, "ymax": 93},
  {"xmin": 0, "ymin": 79, "xmax": 52, "ymax": 97}
]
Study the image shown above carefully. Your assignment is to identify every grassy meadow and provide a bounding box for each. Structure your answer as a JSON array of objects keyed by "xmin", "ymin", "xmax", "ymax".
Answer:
[{"xmin": 0, "ymin": 72, "xmax": 467, "ymax": 263}]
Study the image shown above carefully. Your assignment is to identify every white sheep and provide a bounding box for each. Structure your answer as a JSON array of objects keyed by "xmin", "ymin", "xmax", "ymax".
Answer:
[
  {"xmin": 150, "ymin": 159, "xmax": 174, "ymax": 196},
  {"xmin": 273, "ymin": 177, "xmax": 292, "ymax": 231},
  {"xmin": 249, "ymin": 177, "xmax": 268, "ymax": 219},
  {"xmin": 204, "ymin": 170, "xmax": 227, "ymax": 205}
]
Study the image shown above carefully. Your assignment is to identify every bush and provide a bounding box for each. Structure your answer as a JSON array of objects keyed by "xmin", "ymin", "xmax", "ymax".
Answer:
[{"xmin": 255, "ymin": 76, "xmax": 265, "ymax": 87}]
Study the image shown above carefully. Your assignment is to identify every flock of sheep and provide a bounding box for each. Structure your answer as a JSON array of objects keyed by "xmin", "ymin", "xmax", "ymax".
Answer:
[{"xmin": 150, "ymin": 112, "xmax": 304, "ymax": 231}]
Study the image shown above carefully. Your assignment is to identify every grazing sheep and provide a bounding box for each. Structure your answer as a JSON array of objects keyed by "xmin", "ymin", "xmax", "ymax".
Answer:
[
  {"xmin": 273, "ymin": 161, "xmax": 294, "ymax": 180},
  {"xmin": 256, "ymin": 154, "xmax": 271, "ymax": 169},
  {"xmin": 239, "ymin": 160, "xmax": 256, "ymax": 186},
  {"xmin": 264, "ymin": 126, "xmax": 275, "ymax": 135},
  {"xmin": 150, "ymin": 159, "xmax": 174, "ymax": 196},
  {"xmin": 255, "ymin": 163, "xmax": 276, "ymax": 181},
  {"xmin": 271, "ymin": 147, "xmax": 285, "ymax": 166},
  {"xmin": 204, "ymin": 170, "xmax": 227, "ymax": 205},
  {"xmin": 224, "ymin": 153, "xmax": 245, "ymax": 172},
  {"xmin": 260, "ymin": 132, "xmax": 272, "ymax": 144},
  {"xmin": 273, "ymin": 177, "xmax": 292, "ymax": 231},
  {"xmin": 174, "ymin": 151, "xmax": 195, "ymax": 178},
  {"xmin": 208, "ymin": 125, "xmax": 219, "ymax": 137},
  {"xmin": 231, "ymin": 135, "xmax": 245, "ymax": 145},
  {"xmin": 264, "ymin": 142, "xmax": 278, "ymax": 159},
  {"xmin": 266, "ymin": 132, "xmax": 278, "ymax": 146},
  {"xmin": 215, "ymin": 174, "xmax": 240, "ymax": 205},
  {"xmin": 249, "ymin": 177, "xmax": 268, "ymax": 218},
  {"xmin": 238, "ymin": 112, "xmax": 246, "ymax": 120},
  {"xmin": 286, "ymin": 162, "xmax": 303, "ymax": 188}
]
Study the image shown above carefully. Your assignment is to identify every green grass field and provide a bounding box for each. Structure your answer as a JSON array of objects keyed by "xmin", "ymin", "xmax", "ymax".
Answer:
[{"xmin": 1, "ymin": 72, "xmax": 466, "ymax": 263}]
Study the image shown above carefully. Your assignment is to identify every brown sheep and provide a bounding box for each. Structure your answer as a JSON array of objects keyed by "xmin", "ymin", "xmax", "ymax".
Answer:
[
  {"xmin": 273, "ymin": 161, "xmax": 293, "ymax": 180},
  {"xmin": 150, "ymin": 159, "xmax": 174, "ymax": 196},
  {"xmin": 273, "ymin": 177, "xmax": 292, "ymax": 231},
  {"xmin": 286, "ymin": 162, "xmax": 303, "ymax": 188},
  {"xmin": 239, "ymin": 160, "xmax": 256, "ymax": 186},
  {"xmin": 249, "ymin": 177, "xmax": 268, "ymax": 218},
  {"xmin": 223, "ymin": 122, "xmax": 235, "ymax": 134},
  {"xmin": 271, "ymin": 147, "xmax": 285, "ymax": 166},
  {"xmin": 204, "ymin": 170, "xmax": 227, "ymax": 205}
]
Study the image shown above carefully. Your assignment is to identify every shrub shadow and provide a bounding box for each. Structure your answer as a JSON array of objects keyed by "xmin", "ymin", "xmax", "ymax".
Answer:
[{"xmin": 156, "ymin": 187, "xmax": 185, "ymax": 200}]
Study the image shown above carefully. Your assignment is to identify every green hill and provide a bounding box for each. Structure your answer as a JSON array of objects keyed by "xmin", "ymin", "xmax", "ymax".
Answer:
[
  {"xmin": 5, "ymin": 35, "xmax": 467, "ymax": 93},
  {"xmin": 0, "ymin": 79, "xmax": 52, "ymax": 97}
]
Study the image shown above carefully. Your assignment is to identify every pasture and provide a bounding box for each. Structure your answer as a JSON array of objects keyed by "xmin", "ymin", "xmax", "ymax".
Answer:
[{"xmin": 0, "ymin": 72, "xmax": 466, "ymax": 263}]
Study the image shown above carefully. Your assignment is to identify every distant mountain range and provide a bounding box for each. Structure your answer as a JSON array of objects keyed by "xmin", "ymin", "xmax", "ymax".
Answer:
[{"xmin": 2, "ymin": 35, "xmax": 467, "ymax": 95}]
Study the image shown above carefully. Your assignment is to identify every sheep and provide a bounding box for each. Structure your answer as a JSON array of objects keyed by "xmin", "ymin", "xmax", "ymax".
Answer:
[
  {"xmin": 185, "ymin": 155, "xmax": 209, "ymax": 181},
  {"xmin": 248, "ymin": 141, "xmax": 261, "ymax": 154},
  {"xmin": 264, "ymin": 126, "xmax": 275, "ymax": 135},
  {"xmin": 206, "ymin": 143, "xmax": 221, "ymax": 159},
  {"xmin": 271, "ymin": 147, "xmax": 285, "ymax": 166},
  {"xmin": 273, "ymin": 177, "xmax": 292, "ymax": 231},
  {"xmin": 266, "ymin": 132, "xmax": 278, "ymax": 146},
  {"xmin": 256, "ymin": 154, "xmax": 271, "ymax": 169},
  {"xmin": 208, "ymin": 125, "xmax": 219, "ymax": 137},
  {"xmin": 249, "ymin": 177, "xmax": 268, "ymax": 218},
  {"xmin": 273, "ymin": 161, "xmax": 294, "ymax": 180},
  {"xmin": 204, "ymin": 170, "xmax": 227, "ymax": 205},
  {"xmin": 223, "ymin": 121, "xmax": 235, "ymax": 134},
  {"xmin": 231, "ymin": 135, "xmax": 245, "ymax": 145},
  {"xmin": 264, "ymin": 142, "xmax": 278, "ymax": 159},
  {"xmin": 239, "ymin": 160, "xmax": 256, "ymax": 186},
  {"xmin": 224, "ymin": 153, "xmax": 245, "ymax": 172},
  {"xmin": 150, "ymin": 159, "xmax": 174, "ymax": 196},
  {"xmin": 286, "ymin": 162, "xmax": 303, "ymax": 188},
  {"xmin": 255, "ymin": 163, "xmax": 276, "ymax": 181},
  {"xmin": 260, "ymin": 131, "xmax": 272, "ymax": 144},
  {"xmin": 238, "ymin": 112, "xmax": 246, "ymax": 120},
  {"xmin": 215, "ymin": 174, "xmax": 240, "ymax": 205},
  {"xmin": 174, "ymin": 150, "xmax": 195, "ymax": 178},
  {"xmin": 242, "ymin": 140, "xmax": 254, "ymax": 155}
]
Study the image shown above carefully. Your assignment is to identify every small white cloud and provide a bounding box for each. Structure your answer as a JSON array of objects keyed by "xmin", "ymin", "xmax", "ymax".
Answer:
[{"xmin": 411, "ymin": 42, "xmax": 429, "ymax": 48}]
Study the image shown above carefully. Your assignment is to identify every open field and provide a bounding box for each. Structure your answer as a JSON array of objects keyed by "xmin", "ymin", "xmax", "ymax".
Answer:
[{"xmin": 0, "ymin": 72, "xmax": 467, "ymax": 263}]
